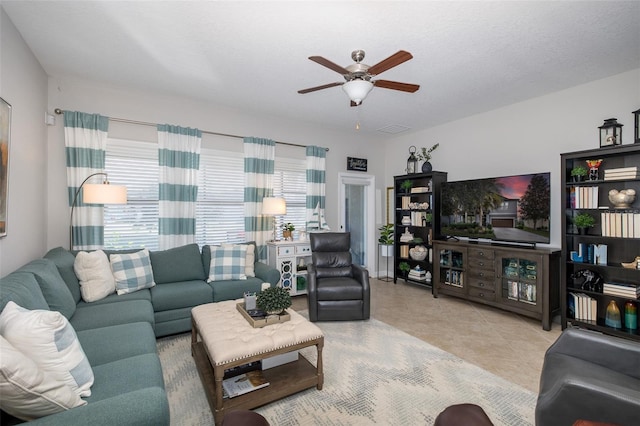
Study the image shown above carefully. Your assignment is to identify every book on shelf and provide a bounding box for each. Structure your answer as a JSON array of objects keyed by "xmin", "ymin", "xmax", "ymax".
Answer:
[
  {"xmin": 222, "ymin": 370, "xmax": 269, "ymax": 399},
  {"xmin": 223, "ymin": 360, "xmax": 262, "ymax": 379},
  {"xmin": 602, "ymin": 282, "xmax": 640, "ymax": 298},
  {"xmin": 603, "ymin": 167, "xmax": 640, "ymax": 180},
  {"xmin": 571, "ymin": 186, "xmax": 598, "ymax": 209},
  {"xmin": 569, "ymin": 292, "xmax": 597, "ymax": 321},
  {"xmin": 600, "ymin": 211, "xmax": 640, "ymax": 238},
  {"xmin": 410, "ymin": 186, "xmax": 430, "ymax": 193}
]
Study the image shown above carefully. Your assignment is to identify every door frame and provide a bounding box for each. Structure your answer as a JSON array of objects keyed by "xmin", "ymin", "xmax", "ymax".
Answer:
[{"xmin": 338, "ymin": 172, "xmax": 376, "ymax": 271}]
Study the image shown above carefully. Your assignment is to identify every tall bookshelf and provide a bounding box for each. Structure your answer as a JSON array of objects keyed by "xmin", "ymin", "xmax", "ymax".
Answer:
[
  {"xmin": 393, "ymin": 171, "xmax": 447, "ymax": 289},
  {"xmin": 561, "ymin": 144, "xmax": 640, "ymax": 341}
]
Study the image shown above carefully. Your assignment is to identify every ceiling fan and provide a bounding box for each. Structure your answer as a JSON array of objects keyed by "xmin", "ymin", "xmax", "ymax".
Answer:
[{"xmin": 298, "ymin": 49, "xmax": 420, "ymax": 106}]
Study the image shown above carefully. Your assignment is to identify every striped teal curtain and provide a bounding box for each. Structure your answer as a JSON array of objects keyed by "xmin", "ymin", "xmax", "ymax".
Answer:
[
  {"xmin": 306, "ymin": 145, "xmax": 330, "ymax": 230},
  {"xmin": 244, "ymin": 137, "xmax": 275, "ymax": 261},
  {"xmin": 64, "ymin": 111, "xmax": 109, "ymax": 250},
  {"xmin": 157, "ymin": 124, "xmax": 201, "ymax": 249}
]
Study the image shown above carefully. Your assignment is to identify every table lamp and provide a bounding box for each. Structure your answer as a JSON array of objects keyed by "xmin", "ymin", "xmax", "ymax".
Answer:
[{"xmin": 262, "ymin": 197, "xmax": 286, "ymax": 241}]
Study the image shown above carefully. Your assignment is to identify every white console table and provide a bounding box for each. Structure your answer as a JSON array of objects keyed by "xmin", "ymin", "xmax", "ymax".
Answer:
[{"xmin": 267, "ymin": 240, "xmax": 312, "ymax": 296}]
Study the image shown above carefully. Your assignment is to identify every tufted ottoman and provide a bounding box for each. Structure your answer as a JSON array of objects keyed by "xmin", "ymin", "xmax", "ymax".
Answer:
[{"xmin": 191, "ymin": 300, "xmax": 324, "ymax": 425}]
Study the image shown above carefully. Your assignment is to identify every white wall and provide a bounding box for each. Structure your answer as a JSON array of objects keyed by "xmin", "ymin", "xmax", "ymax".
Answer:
[
  {"xmin": 45, "ymin": 77, "xmax": 389, "ymax": 251},
  {"xmin": 0, "ymin": 9, "xmax": 49, "ymax": 277},
  {"xmin": 385, "ymin": 68, "xmax": 640, "ymax": 249}
]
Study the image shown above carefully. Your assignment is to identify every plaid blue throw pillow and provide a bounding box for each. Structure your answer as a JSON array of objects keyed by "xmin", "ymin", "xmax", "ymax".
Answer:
[
  {"xmin": 110, "ymin": 249, "xmax": 156, "ymax": 295},
  {"xmin": 207, "ymin": 245, "xmax": 248, "ymax": 282}
]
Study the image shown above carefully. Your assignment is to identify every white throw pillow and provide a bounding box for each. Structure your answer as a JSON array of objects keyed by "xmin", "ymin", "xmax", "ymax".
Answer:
[
  {"xmin": 0, "ymin": 301, "xmax": 94, "ymax": 398},
  {"xmin": 222, "ymin": 243, "xmax": 255, "ymax": 277},
  {"xmin": 0, "ymin": 335, "xmax": 86, "ymax": 420},
  {"xmin": 74, "ymin": 250, "xmax": 116, "ymax": 302},
  {"xmin": 110, "ymin": 248, "xmax": 156, "ymax": 295}
]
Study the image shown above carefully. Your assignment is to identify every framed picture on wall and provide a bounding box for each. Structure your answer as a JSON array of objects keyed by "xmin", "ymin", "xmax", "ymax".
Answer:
[
  {"xmin": 0, "ymin": 97, "xmax": 11, "ymax": 238},
  {"xmin": 386, "ymin": 187, "xmax": 394, "ymax": 225}
]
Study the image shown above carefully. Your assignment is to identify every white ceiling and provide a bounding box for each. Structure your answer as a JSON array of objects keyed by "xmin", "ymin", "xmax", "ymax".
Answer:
[{"xmin": 3, "ymin": 1, "xmax": 640, "ymax": 136}]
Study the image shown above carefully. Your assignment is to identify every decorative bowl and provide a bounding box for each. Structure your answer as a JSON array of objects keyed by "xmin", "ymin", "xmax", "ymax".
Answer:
[
  {"xmin": 409, "ymin": 245, "xmax": 428, "ymax": 261},
  {"xmin": 608, "ymin": 189, "xmax": 636, "ymax": 208}
]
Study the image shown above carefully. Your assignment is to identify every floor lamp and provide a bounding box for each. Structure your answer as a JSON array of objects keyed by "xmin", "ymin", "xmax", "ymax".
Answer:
[
  {"xmin": 69, "ymin": 172, "xmax": 127, "ymax": 249},
  {"xmin": 262, "ymin": 197, "xmax": 286, "ymax": 242}
]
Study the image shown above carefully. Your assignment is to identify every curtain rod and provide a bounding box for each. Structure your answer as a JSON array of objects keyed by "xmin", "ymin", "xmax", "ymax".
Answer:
[{"xmin": 53, "ymin": 108, "xmax": 328, "ymax": 151}]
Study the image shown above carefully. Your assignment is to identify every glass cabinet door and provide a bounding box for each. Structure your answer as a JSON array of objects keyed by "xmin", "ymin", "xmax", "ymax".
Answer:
[
  {"xmin": 500, "ymin": 256, "xmax": 540, "ymax": 310},
  {"xmin": 437, "ymin": 247, "xmax": 466, "ymax": 294}
]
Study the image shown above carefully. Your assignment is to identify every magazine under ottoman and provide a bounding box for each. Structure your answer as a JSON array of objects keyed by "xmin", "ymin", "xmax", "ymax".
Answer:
[{"xmin": 191, "ymin": 300, "xmax": 325, "ymax": 425}]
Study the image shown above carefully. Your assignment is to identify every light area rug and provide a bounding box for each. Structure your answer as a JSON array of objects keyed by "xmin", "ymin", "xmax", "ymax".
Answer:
[{"xmin": 157, "ymin": 314, "xmax": 537, "ymax": 425}]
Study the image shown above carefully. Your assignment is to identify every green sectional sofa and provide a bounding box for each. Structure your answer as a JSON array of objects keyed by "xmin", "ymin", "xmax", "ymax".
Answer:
[{"xmin": 0, "ymin": 243, "xmax": 280, "ymax": 424}]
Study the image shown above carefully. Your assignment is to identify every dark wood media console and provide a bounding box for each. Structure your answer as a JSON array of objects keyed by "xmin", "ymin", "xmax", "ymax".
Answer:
[{"xmin": 433, "ymin": 240, "xmax": 561, "ymax": 330}]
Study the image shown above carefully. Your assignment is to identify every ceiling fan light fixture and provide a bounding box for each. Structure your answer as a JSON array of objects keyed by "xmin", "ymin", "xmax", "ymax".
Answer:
[{"xmin": 342, "ymin": 79, "xmax": 373, "ymax": 105}]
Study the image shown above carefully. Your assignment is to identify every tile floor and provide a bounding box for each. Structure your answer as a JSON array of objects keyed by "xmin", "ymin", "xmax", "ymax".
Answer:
[{"xmin": 291, "ymin": 278, "xmax": 562, "ymax": 393}]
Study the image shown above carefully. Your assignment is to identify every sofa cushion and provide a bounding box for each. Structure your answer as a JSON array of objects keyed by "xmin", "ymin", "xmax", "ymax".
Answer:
[
  {"xmin": 222, "ymin": 243, "xmax": 255, "ymax": 277},
  {"xmin": 74, "ymin": 250, "xmax": 116, "ymax": 302},
  {"xmin": 0, "ymin": 335, "xmax": 86, "ymax": 421},
  {"xmin": 18, "ymin": 259, "xmax": 76, "ymax": 320},
  {"xmin": 207, "ymin": 245, "xmax": 248, "ymax": 281},
  {"xmin": 70, "ymin": 300, "xmax": 154, "ymax": 332},
  {"xmin": 75, "ymin": 288, "xmax": 151, "ymax": 309},
  {"xmin": 149, "ymin": 243, "xmax": 205, "ymax": 284},
  {"xmin": 151, "ymin": 280, "xmax": 213, "ymax": 312},
  {"xmin": 0, "ymin": 302, "xmax": 94, "ymax": 398},
  {"xmin": 211, "ymin": 277, "xmax": 266, "ymax": 302},
  {"xmin": 85, "ymin": 353, "xmax": 165, "ymax": 403},
  {"xmin": 76, "ymin": 322, "xmax": 157, "ymax": 367},
  {"xmin": 0, "ymin": 272, "xmax": 49, "ymax": 313},
  {"xmin": 44, "ymin": 247, "xmax": 82, "ymax": 304},
  {"xmin": 110, "ymin": 249, "xmax": 156, "ymax": 295}
]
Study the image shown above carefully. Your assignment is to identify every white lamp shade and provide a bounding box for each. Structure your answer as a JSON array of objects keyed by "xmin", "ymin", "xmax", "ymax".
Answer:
[
  {"xmin": 342, "ymin": 80, "xmax": 374, "ymax": 105},
  {"xmin": 83, "ymin": 183, "xmax": 127, "ymax": 204},
  {"xmin": 262, "ymin": 197, "xmax": 286, "ymax": 215}
]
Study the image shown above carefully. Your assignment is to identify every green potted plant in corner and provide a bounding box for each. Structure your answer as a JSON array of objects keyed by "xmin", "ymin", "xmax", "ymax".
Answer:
[
  {"xmin": 416, "ymin": 143, "xmax": 439, "ymax": 173},
  {"xmin": 378, "ymin": 224, "xmax": 394, "ymax": 257},
  {"xmin": 257, "ymin": 286, "xmax": 292, "ymax": 315},
  {"xmin": 573, "ymin": 213, "xmax": 596, "ymax": 234},
  {"xmin": 399, "ymin": 261, "xmax": 411, "ymax": 281},
  {"xmin": 400, "ymin": 179, "xmax": 413, "ymax": 194},
  {"xmin": 570, "ymin": 165, "xmax": 588, "ymax": 182}
]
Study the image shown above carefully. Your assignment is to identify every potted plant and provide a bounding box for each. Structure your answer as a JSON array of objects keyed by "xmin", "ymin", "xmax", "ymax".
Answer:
[
  {"xmin": 400, "ymin": 179, "xmax": 413, "ymax": 193},
  {"xmin": 378, "ymin": 224, "xmax": 394, "ymax": 257},
  {"xmin": 399, "ymin": 261, "xmax": 411, "ymax": 280},
  {"xmin": 282, "ymin": 222, "xmax": 295, "ymax": 240},
  {"xmin": 416, "ymin": 143, "xmax": 439, "ymax": 173},
  {"xmin": 257, "ymin": 286, "xmax": 292, "ymax": 315},
  {"xmin": 570, "ymin": 165, "xmax": 588, "ymax": 182},
  {"xmin": 573, "ymin": 213, "xmax": 595, "ymax": 234}
]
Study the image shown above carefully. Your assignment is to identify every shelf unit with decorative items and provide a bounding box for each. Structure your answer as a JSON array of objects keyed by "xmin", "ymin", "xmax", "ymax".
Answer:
[
  {"xmin": 267, "ymin": 240, "xmax": 312, "ymax": 296},
  {"xmin": 561, "ymin": 143, "xmax": 640, "ymax": 341},
  {"xmin": 393, "ymin": 171, "xmax": 447, "ymax": 289}
]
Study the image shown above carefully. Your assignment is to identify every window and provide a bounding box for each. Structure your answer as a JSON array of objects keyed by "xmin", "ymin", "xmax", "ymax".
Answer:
[
  {"xmin": 104, "ymin": 138, "xmax": 307, "ymax": 248},
  {"xmin": 104, "ymin": 139, "xmax": 159, "ymax": 250}
]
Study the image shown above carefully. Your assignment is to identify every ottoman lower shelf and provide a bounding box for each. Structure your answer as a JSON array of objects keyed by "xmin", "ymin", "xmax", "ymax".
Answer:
[{"xmin": 192, "ymin": 341, "xmax": 322, "ymax": 422}]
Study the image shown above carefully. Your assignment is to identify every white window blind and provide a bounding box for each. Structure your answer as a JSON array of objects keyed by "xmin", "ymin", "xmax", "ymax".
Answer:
[
  {"xmin": 104, "ymin": 139, "xmax": 159, "ymax": 250},
  {"xmin": 195, "ymin": 148, "xmax": 245, "ymax": 246},
  {"xmin": 104, "ymin": 138, "xmax": 308, "ymax": 249}
]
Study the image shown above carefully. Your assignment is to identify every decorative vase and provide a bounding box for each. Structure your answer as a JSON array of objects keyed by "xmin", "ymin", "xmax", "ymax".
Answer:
[
  {"xmin": 421, "ymin": 162, "xmax": 433, "ymax": 173},
  {"xmin": 283, "ymin": 230, "xmax": 292, "ymax": 240},
  {"xmin": 624, "ymin": 301, "xmax": 637, "ymax": 330},
  {"xmin": 401, "ymin": 216, "xmax": 411, "ymax": 226},
  {"xmin": 608, "ymin": 189, "xmax": 636, "ymax": 208},
  {"xmin": 605, "ymin": 300, "xmax": 622, "ymax": 328}
]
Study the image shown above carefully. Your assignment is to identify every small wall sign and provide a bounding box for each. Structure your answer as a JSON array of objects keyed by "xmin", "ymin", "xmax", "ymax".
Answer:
[{"xmin": 347, "ymin": 157, "xmax": 367, "ymax": 172}]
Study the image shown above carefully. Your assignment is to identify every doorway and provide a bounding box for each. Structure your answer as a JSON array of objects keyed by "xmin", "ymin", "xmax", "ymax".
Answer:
[{"xmin": 338, "ymin": 173, "xmax": 375, "ymax": 270}]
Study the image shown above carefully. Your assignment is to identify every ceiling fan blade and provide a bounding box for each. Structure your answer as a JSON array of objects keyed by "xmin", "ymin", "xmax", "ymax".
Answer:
[
  {"xmin": 309, "ymin": 56, "xmax": 350, "ymax": 75},
  {"xmin": 298, "ymin": 82, "xmax": 343, "ymax": 94},
  {"xmin": 374, "ymin": 79, "xmax": 420, "ymax": 93},
  {"xmin": 367, "ymin": 50, "xmax": 413, "ymax": 75}
]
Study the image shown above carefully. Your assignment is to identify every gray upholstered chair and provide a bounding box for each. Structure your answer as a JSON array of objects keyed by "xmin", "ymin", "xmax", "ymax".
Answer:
[
  {"xmin": 535, "ymin": 327, "xmax": 640, "ymax": 426},
  {"xmin": 307, "ymin": 232, "xmax": 370, "ymax": 322}
]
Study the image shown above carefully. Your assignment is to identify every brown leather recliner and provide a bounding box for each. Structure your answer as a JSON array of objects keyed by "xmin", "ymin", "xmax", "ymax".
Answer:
[{"xmin": 307, "ymin": 232, "xmax": 370, "ymax": 322}]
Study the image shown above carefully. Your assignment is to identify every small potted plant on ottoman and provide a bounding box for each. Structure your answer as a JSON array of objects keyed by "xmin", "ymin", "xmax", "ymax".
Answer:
[{"xmin": 257, "ymin": 286, "xmax": 292, "ymax": 315}]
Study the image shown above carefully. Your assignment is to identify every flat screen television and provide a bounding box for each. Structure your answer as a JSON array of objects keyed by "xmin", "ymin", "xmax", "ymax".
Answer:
[{"xmin": 440, "ymin": 172, "xmax": 551, "ymax": 246}]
